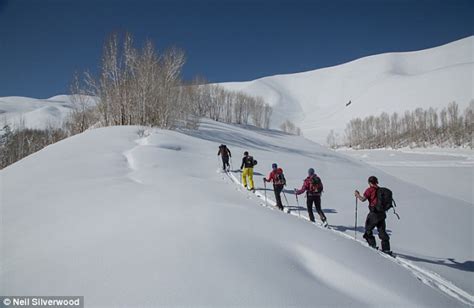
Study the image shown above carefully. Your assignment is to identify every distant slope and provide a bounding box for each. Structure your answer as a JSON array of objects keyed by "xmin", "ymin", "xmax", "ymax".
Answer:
[
  {"xmin": 3, "ymin": 37, "xmax": 472, "ymax": 143},
  {"xmin": 338, "ymin": 147, "xmax": 474, "ymax": 204},
  {"xmin": 221, "ymin": 36, "xmax": 474, "ymax": 144},
  {"xmin": 1, "ymin": 120, "xmax": 471, "ymax": 306},
  {"xmin": 0, "ymin": 95, "xmax": 96, "ymax": 130}
]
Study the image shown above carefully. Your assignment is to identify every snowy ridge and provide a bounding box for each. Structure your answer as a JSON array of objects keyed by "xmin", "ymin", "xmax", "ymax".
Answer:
[
  {"xmin": 224, "ymin": 170, "xmax": 473, "ymax": 306},
  {"xmin": 221, "ymin": 36, "xmax": 474, "ymax": 143}
]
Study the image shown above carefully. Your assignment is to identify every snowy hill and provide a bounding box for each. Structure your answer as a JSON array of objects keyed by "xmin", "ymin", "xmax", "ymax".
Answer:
[
  {"xmin": 221, "ymin": 36, "xmax": 474, "ymax": 144},
  {"xmin": 0, "ymin": 95, "xmax": 96, "ymax": 130},
  {"xmin": 2, "ymin": 120, "xmax": 472, "ymax": 306}
]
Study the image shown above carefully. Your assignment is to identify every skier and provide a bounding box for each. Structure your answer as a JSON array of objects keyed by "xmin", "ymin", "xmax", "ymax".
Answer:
[
  {"xmin": 294, "ymin": 168, "xmax": 328, "ymax": 227},
  {"xmin": 354, "ymin": 176, "xmax": 392, "ymax": 255},
  {"xmin": 240, "ymin": 151, "xmax": 257, "ymax": 191},
  {"xmin": 217, "ymin": 144, "xmax": 232, "ymax": 171},
  {"xmin": 263, "ymin": 163, "xmax": 286, "ymax": 211}
]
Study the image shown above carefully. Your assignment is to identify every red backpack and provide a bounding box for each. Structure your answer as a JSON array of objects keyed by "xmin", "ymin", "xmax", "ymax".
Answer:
[{"xmin": 308, "ymin": 175, "xmax": 323, "ymax": 194}]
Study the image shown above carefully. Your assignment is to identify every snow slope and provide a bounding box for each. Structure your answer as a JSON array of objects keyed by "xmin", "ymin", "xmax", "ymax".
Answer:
[
  {"xmin": 0, "ymin": 95, "xmax": 96, "ymax": 130},
  {"xmin": 337, "ymin": 147, "xmax": 474, "ymax": 204},
  {"xmin": 221, "ymin": 36, "xmax": 474, "ymax": 144},
  {"xmin": 1, "ymin": 120, "xmax": 472, "ymax": 306}
]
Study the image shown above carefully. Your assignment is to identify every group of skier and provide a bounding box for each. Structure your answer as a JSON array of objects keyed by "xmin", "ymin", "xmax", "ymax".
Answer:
[{"xmin": 218, "ymin": 144, "xmax": 394, "ymax": 255}]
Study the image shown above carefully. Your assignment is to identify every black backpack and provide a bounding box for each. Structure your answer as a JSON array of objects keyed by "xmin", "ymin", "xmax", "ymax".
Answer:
[
  {"xmin": 244, "ymin": 156, "xmax": 257, "ymax": 168},
  {"xmin": 375, "ymin": 187, "xmax": 400, "ymax": 219}
]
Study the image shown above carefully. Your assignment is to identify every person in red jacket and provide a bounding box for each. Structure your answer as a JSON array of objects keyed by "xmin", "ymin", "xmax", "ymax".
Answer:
[
  {"xmin": 263, "ymin": 163, "xmax": 286, "ymax": 211},
  {"xmin": 294, "ymin": 168, "xmax": 328, "ymax": 227},
  {"xmin": 355, "ymin": 176, "xmax": 391, "ymax": 254}
]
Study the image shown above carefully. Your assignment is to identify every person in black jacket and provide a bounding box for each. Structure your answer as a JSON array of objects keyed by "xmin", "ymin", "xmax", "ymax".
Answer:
[
  {"xmin": 240, "ymin": 151, "xmax": 256, "ymax": 191},
  {"xmin": 217, "ymin": 144, "xmax": 232, "ymax": 171}
]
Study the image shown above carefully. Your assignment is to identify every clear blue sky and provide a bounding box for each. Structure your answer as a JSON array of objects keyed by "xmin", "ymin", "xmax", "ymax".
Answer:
[{"xmin": 1, "ymin": 0, "xmax": 472, "ymax": 98}]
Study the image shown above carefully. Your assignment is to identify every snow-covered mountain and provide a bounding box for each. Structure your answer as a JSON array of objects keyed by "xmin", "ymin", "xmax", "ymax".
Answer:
[
  {"xmin": 1, "ymin": 37, "xmax": 472, "ymax": 144},
  {"xmin": 221, "ymin": 36, "xmax": 474, "ymax": 143},
  {"xmin": 1, "ymin": 36, "xmax": 473, "ymax": 306},
  {"xmin": 0, "ymin": 95, "xmax": 96, "ymax": 130},
  {"xmin": 2, "ymin": 120, "xmax": 472, "ymax": 306}
]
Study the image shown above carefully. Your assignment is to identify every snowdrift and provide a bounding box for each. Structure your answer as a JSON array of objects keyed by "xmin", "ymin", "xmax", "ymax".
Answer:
[
  {"xmin": 1, "ymin": 120, "xmax": 471, "ymax": 306},
  {"xmin": 221, "ymin": 36, "xmax": 474, "ymax": 143}
]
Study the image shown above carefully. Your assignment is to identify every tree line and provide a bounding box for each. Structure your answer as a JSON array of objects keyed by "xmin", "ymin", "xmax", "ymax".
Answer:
[
  {"xmin": 279, "ymin": 119, "xmax": 302, "ymax": 136},
  {"xmin": 68, "ymin": 33, "xmax": 272, "ymax": 135},
  {"xmin": 1, "ymin": 32, "xmax": 272, "ymax": 169},
  {"xmin": 0, "ymin": 123, "xmax": 68, "ymax": 168},
  {"xmin": 343, "ymin": 101, "xmax": 473, "ymax": 149}
]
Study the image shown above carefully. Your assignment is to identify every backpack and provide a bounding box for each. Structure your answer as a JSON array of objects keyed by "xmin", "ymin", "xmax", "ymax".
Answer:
[
  {"xmin": 375, "ymin": 187, "xmax": 393, "ymax": 212},
  {"xmin": 244, "ymin": 156, "xmax": 257, "ymax": 168},
  {"xmin": 308, "ymin": 175, "xmax": 323, "ymax": 194},
  {"xmin": 375, "ymin": 187, "xmax": 400, "ymax": 219},
  {"xmin": 274, "ymin": 170, "xmax": 286, "ymax": 186},
  {"xmin": 220, "ymin": 145, "xmax": 228, "ymax": 155}
]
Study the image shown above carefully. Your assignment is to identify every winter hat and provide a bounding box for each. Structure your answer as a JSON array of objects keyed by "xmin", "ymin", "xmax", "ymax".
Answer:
[
  {"xmin": 368, "ymin": 176, "xmax": 378, "ymax": 185},
  {"xmin": 272, "ymin": 163, "xmax": 278, "ymax": 169},
  {"xmin": 244, "ymin": 151, "xmax": 249, "ymax": 156},
  {"xmin": 308, "ymin": 168, "xmax": 315, "ymax": 175}
]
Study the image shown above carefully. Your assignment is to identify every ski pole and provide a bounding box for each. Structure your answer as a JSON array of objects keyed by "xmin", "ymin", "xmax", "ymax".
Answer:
[
  {"xmin": 264, "ymin": 180, "xmax": 267, "ymax": 205},
  {"xmin": 355, "ymin": 197, "xmax": 358, "ymax": 239},
  {"xmin": 282, "ymin": 190, "xmax": 290, "ymax": 211},
  {"xmin": 295, "ymin": 192, "xmax": 301, "ymax": 218}
]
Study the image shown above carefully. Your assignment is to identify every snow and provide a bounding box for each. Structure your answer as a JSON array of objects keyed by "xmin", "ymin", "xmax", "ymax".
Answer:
[
  {"xmin": 337, "ymin": 147, "xmax": 474, "ymax": 204},
  {"xmin": 0, "ymin": 95, "xmax": 96, "ymax": 130},
  {"xmin": 220, "ymin": 36, "xmax": 474, "ymax": 144},
  {"xmin": 1, "ymin": 119, "xmax": 471, "ymax": 307}
]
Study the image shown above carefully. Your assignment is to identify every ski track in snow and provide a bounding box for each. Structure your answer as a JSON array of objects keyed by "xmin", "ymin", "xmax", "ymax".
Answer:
[
  {"xmin": 222, "ymin": 169, "xmax": 474, "ymax": 306},
  {"xmin": 119, "ymin": 129, "xmax": 473, "ymax": 306}
]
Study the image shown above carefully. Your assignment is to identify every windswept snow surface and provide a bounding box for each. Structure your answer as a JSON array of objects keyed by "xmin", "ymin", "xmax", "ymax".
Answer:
[
  {"xmin": 1, "ymin": 120, "xmax": 471, "ymax": 307},
  {"xmin": 0, "ymin": 95, "xmax": 96, "ymax": 130},
  {"xmin": 221, "ymin": 36, "xmax": 474, "ymax": 144}
]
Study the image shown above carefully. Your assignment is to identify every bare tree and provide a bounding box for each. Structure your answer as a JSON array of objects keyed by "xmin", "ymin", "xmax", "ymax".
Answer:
[{"xmin": 343, "ymin": 101, "xmax": 472, "ymax": 149}]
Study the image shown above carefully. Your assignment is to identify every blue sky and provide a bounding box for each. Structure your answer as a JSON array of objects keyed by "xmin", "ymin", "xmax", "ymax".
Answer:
[{"xmin": 0, "ymin": 0, "xmax": 473, "ymax": 98}]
